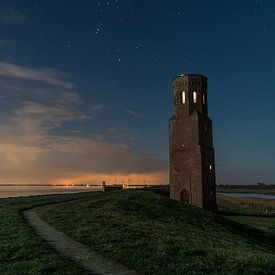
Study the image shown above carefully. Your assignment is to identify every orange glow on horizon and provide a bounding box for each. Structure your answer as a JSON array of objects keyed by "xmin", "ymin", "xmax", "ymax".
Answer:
[{"xmin": 53, "ymin": 172, "xmax": 169, "ymax": 186}]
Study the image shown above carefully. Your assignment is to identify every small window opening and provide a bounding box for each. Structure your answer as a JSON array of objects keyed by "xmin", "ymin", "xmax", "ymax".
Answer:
[
  {"xmin": 203, "ymin": 94, "xmax": 206, "ymax": 104},
  {"xmin": 182, "ymin": 91, "xmax": 186, "ymax": 104},
  {"xmin": 193, "ymin": 91, "xmax": 197, "ymax": 103},
  {"xmin": 209, "ymin": 165, "xmax": 213, "ymax": 171}
]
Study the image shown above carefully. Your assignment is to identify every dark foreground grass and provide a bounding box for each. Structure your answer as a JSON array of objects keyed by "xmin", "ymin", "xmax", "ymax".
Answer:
[
  {"xmin": 0, "ymin": 193, "xmax": 92, "ymax": 275},
  {"xmin": 38, "ymin": 190, "xmax": 275, "ymax": 274}
]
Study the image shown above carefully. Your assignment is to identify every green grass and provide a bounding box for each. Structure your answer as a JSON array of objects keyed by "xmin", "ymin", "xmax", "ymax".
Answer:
[
  {"xmin": 217, "ymin": 195, "xmax": 275, "ymax": 236},
  {"xmin": 218, "ymin": 195, "xmax": 275, "ymax": 215},
  {"xmin": 225, "ymin": 215, "xmax": 275, "ymax": 235},
  {"xmin": 0, "ymin": 193, "xmax": 92, "ymax": 275},
  {"xmin": 217, "ymin": 185, "xmax": 275, "ymax": 195},
  {"xmin": 38, "ymin": 190, "xmax": 275, "ymax": 274}
]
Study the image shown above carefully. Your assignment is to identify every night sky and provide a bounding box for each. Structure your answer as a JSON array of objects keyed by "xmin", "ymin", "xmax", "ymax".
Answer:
[{"xmin": 0, "ymin": 0, "xmax": 274, "ymax": 185}]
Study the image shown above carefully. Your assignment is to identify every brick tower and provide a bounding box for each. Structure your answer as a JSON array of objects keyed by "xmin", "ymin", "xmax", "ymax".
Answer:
[{"xmin": 169, "ymin": 74, "xmax": 217, "ymax": 211}]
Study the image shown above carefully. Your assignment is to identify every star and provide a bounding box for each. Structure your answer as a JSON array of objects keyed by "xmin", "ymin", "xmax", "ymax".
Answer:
[{"xmin": 95, "ymin": 23, "xmax": 102, "ymax": 34}]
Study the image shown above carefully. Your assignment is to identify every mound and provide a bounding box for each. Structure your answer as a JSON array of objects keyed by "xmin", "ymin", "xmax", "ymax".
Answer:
[{"xmin": 38, "ymin": 190, "xmax": 275, "ymax": 274}]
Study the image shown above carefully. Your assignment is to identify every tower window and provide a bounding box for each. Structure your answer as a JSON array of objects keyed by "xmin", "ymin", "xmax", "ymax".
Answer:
[
  {"xmin": 209, "ymin": 165, "xmax": 213, "ymax": 171},
  {"xmin": 182, "ymin": 91, "xmax": 186, "ymax": 104},
  {"xmin": 193, "ymin": 91, "xmax": 197, "ymax": 103},
  {"xmin": 203, "ymin": 93, "xmax": 206, "ymax": 104}
]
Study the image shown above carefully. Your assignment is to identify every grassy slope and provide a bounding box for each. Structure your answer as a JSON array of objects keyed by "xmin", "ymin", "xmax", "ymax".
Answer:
[
  {"xmin": 38, "ymin": 190, "xmax": 275, "ymax": 274},
  {"xmin": 0, "ymin": 194, "xmax": 91, "ymax": 275}
]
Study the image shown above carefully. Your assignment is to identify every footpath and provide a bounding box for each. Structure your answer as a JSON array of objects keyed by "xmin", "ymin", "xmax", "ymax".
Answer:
[{"xmin": 23, "ymin": 205, "xmax": 138, "ymax": 275}]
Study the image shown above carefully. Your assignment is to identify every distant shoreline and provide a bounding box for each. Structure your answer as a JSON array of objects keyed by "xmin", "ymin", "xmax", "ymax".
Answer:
[
  {"xmin": 0, "ymin": 184, "xmax": 101, "ymax": 187},
  {"xmin": 0, "ymin": 190, "xmax": 100, "ymax": 204}
]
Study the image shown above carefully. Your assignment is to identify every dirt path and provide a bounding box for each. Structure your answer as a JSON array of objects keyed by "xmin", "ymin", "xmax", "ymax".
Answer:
[{"xmin": 23, "ymin": 206, "xmax": 138, "ymax": 275}]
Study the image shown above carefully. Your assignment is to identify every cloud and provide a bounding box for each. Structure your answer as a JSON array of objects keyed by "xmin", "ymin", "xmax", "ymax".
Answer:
[
  {"xmin": 10, "ymin": 101, "xmax": 91, "ymax": 140},
  {"xmin": 90, "ymin": 104, "xmax": 112, "ymax": 112},
  {"xmin": 125, "ymin": 109, "xmax": 146, "ymax": 119},
  {"xmin": 0, "ymin": 7, "xmax": 28, "ymax": 25},
  {"xmin": 105, "ymin": 127, "xmax": 137, "ymax": 142},
  {"xmin": 0, "ymin": 62, "xmax": 75, "ymax": 89},
  {"xmin": 0, "ymin": 63, "xmax": 167, "ymax": 184},
  {"xmin": 45, "ymin": 136, "xmax": 167, "ymax": 175},
  {"xmin": 0, "ymin": 104, "xmax": 167, "ymax": 183}
]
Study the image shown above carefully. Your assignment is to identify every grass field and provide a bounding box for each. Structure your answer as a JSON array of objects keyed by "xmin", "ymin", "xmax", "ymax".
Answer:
[
  {"xmin": 0, "ymin": 193, "xmax": 91, "ymax": 275},
  {"xmin": 217, "ymin": 185, "xmax": 275, "ymax": 195},
  {"xmin": 217, "ymin": 195, "xmax": 275, "ymax": 236},
  {"xmin": 38, "ymin": 189, "xmax": 275, "ymax": 274}
]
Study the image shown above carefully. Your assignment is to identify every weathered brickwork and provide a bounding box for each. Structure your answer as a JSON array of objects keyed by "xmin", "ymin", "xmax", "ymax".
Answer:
[{"xmin": 169, "ymin": 74, "xmax": 217, "ymax": 211}]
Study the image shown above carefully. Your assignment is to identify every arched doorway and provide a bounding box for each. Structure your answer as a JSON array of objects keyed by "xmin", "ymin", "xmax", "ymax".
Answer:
[{"xmin": 180, "ymin": 189, "xmax": 190, "ymax": 203}]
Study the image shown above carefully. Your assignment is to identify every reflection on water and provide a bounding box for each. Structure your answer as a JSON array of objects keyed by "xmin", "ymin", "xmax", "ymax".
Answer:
[
  {"xmin": 0, "ymin": 185, "xmax": 101, "ymax": 198},
  {"xmin": 218, "ymin": 192, "xmax": 275, "ymax": 200}
]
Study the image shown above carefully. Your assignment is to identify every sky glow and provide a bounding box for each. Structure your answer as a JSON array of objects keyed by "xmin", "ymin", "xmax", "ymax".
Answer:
[{"xmin": 0, "ymin": 0, "xmax": 275, "ymax": 185}]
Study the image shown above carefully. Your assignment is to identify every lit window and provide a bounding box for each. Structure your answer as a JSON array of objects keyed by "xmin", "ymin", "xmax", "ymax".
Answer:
[
  {"xmin": 203, "ymin": 94, "xmax": 206, "ymax": 104},
  {"xmin": 182, "ymin": 91, "xmax": 186, "ymax": 104},
  {"xmin": 193, "ymin": 91, "xmax": 197, "ymax": 103},
  {"xmin": 209, "ymin": 165, "xmax": 212, "ymax": 171}
]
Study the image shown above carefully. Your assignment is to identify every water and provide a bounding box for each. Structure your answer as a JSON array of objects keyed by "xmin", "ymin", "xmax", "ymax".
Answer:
[
  {"xmin": 218, "ymin": 192, "xmax": 275, "ymax": 200},
  {"xmin": 0, "ymin": 185, "xmax": 101, "ymax": 198}
]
